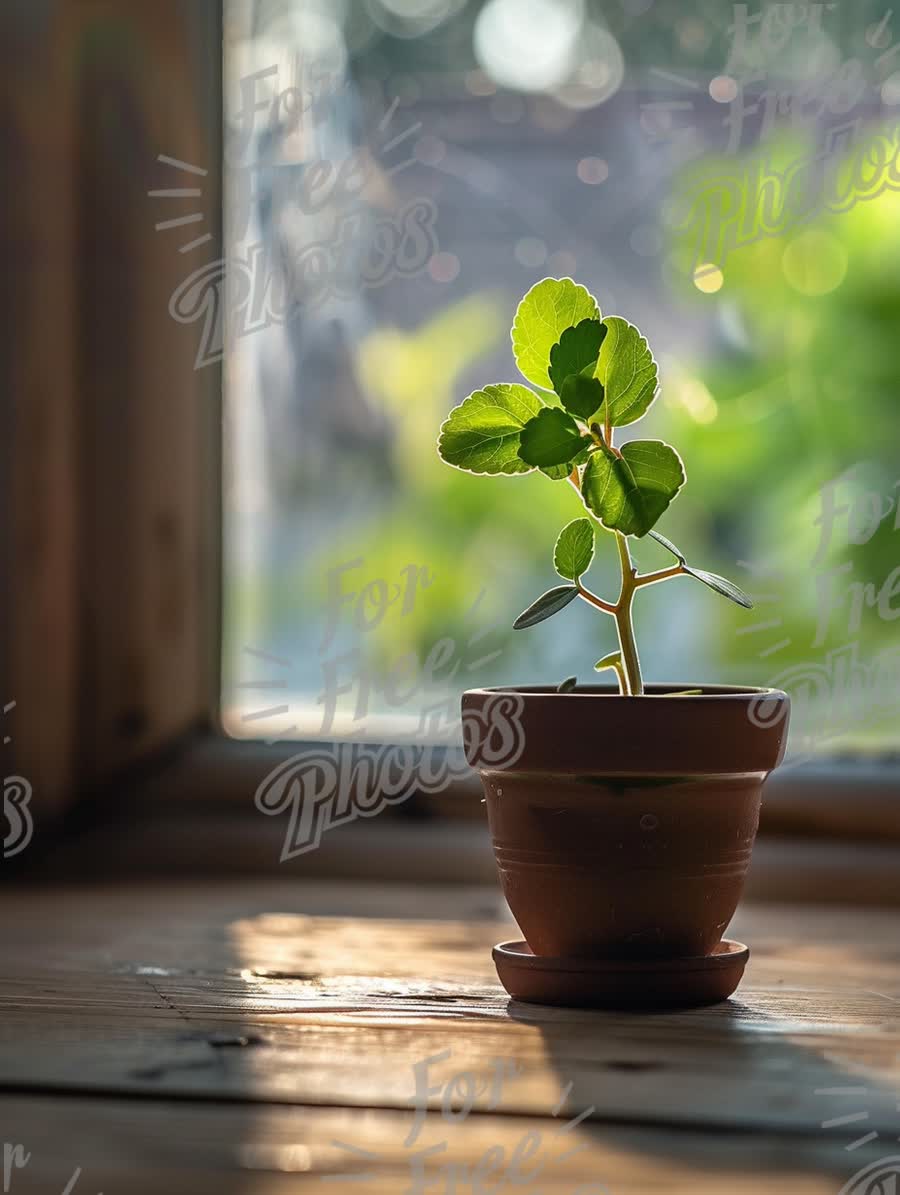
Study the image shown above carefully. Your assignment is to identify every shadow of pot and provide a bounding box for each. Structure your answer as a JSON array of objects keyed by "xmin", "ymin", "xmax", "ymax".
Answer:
[{"xmin": 462, "ymin": 684, "xmax": 790, "ymax": 973}]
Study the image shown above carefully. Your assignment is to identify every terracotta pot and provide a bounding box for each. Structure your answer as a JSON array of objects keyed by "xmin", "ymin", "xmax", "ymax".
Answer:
[{"xmin": 462, "ymin": 684, "xmax": 790, "ymax": 960}]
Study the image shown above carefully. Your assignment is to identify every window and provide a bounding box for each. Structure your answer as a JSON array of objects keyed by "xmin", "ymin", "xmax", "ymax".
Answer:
[{"xmin": 221, "ymin": 0, "xmax": 900, "ymax": 770}]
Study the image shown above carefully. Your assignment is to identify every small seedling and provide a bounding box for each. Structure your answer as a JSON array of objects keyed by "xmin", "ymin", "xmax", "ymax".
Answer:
[{"xmin": 437, "ymin": 278, "xmax": 752, "ymax": 696}]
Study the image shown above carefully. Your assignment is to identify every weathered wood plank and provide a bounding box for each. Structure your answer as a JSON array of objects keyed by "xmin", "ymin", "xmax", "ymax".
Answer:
[
  {"xmin": 0, "ymin": 1095, "xmax": 888, "ymax": 1195},
  {"xmin": 0, "ymin": 2, "xmax": 79, "ymax": 817},
  {"xmin": 71, "ymin": 0, "xmax": 221, "ymax": 781},
  {"xmin": 0, "ymin": 2, "xmax": 220, "ymax": 823},
  {"xmin": 0, "ymin": 885, "xmax": 898, "ymax": 1146}
]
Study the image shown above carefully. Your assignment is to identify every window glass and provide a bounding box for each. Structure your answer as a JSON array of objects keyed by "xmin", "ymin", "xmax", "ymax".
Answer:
[{"xmin": 223, "ymin": 0, "xmax": 900, "ymax": 763}]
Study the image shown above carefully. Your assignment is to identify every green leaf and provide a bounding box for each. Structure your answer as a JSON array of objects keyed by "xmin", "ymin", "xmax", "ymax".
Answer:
[
  {"xmin": 518, "ymin": 408, "xmax": 586, "ymax": 468},
  {"xmin": 560, "ymin": 371, "xmax": 606, "ymax": 421},
  {"xmin": 581, "ymin": 440, "xmax": 685, "ymax": 537},
  {"xmin": 685, "ymin": 567, "xmax": 754, "ymax": 609},
  {"xmin": 513, "ymin": 584, "xmax": 579, "ymax": 630},
  {"xmin": 548, "ymin": 318, "xmax": 606, "ymax": 395},
  {"xmin": 540, "ymin": 442, "xmax": 592, "ymax": 480},
  {"xmin": 438, "ymin": 383, "xmax": 543, "ymax": 474},
  {"xmin": 557, "ymin": 676, "xmax": 578, "ymax": 693},
  {"xmin": 647, "ymin": 529, "xmax": 685, "ymax": 563},
  {"xmin": 512, "ymin": 278, "xmax": 600, "ymax": 390},
  {"xmin": 535, "ymin": 384, "xmax": 563, "ymax": 408},
  {"xmin": 594, "ymin": 650, "xmax": 622, "ymax": 674},
  {"xmin": 553, "ymin": 518, "xmax": 595, "ymax": 581},
  {"xmin": 596, "ymin": 316, "xmax": 659, "ymax": 427},
  {"xmin": 644, "ymin": 531, "xmax": 753, "ymax": 608}
]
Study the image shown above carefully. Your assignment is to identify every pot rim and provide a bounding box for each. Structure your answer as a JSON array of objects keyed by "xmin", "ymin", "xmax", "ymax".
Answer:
[
  {"xmin": 465, "ymin": 683, "xmax": 787, "ymax": 701},
  {"xmin": 461, "ymin": 684, "xmax": 790, "ymax": 774}
]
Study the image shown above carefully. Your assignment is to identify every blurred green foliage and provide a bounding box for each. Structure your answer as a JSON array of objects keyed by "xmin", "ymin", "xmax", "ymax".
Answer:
[
  {"xmin": 225, "ymin": 118, "xmax": 900, "ymax": 750},
  {"xmin": 650, "ymin": 130, "xmax": 900, "ymax": 748}
]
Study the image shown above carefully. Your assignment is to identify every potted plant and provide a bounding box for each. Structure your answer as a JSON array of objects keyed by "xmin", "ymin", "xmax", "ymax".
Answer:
[{"xmin": 437, "ymin": 278, "xmax": 790, "ymax": 1008}]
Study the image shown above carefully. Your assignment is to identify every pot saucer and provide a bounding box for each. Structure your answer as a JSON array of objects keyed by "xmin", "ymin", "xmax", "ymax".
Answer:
[{"xmin": 493, "ymin": 939, "xmax": 749, "ymax": 1010}]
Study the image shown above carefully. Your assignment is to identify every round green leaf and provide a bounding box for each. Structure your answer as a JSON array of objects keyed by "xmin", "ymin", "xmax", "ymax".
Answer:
[
  {"xmin": 553, "ymin": 518, "xmax": 595, "ymax": 581},
  {"xmin": 438, "ymin": 383, "xmax": 543, "ymax": 474},
  {"xmin": 540, "ymin": 442, "xmax": 593, "ymax": 480},
  {"xmin": 560, "ymin": 372, "xmax": 605, "ymax": 421},
  {"xmin": 548, "ymin": 318, "xmax": 606, "ymax": 395},
  {"xmin": 518, "ymin": 408, "xmax": 586, "ymax": 468},
  {"xmin": 581, "ymin": 440, "xmax": 685, "ymax": 537},
  {"xmin": 513, "ymin": 584, "xmax": 579, "ymax": 630},
  {"xmin": 512, "ymin": 278, "xmax": 600, "ymax": 390},
  {"xmin": 596, "ymin": 316, "xmax": 659, "ymax": 427}
]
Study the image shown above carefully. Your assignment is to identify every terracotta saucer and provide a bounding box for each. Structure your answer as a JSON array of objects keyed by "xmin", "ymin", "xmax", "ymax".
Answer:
[{"xmin": 493, "ymin": 939, "xmax": 749, "ymax": 1010}]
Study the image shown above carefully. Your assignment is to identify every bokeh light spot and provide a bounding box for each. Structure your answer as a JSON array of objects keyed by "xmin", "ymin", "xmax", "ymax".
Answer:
[
  {"xmin": 693, "ymin": 263, "xmax": 724, "ymax": 293},
  {"xmin": 677, "ymin": 377, "xmax": 718, "ymax": 424},
  {"xmin": 428, "ymin": 252, "xmax": 460, "ymax": 283},
  {"xmin": 781, "ymin": 230, "xmax": 848, "ymax": 296},
  {"xmin": 882, "ymin": 72, "xmax": 900, "ymax": 105},
  {"xmin": 709, "ymin": 75, "xmax": 738, "ymax": 103},
  {"xmin": 577, "ymin": 156, "xmax": 609, "ymax": 184},
  {"xmin": 474, "ymin": 0, "xmax": 582, "ymax": 93},
  {"xmin": 677, "ymin": 17, "xmax": 711, "ymax": 53},
  {"xmin": 514, "ymin": 237, "xmax": 548, "ymax": 267},
  {"xmin": 554, "ymin": 26, "xmax": 625, "ymax": 110}
]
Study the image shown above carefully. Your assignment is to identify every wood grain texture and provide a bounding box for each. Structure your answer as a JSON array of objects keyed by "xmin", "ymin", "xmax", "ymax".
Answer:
[
  {"xmin": 0, "ymin": 1095, "xmax": 889, "ymax": 1195},
  {"xmin": 0, "ymin": 882, "xmax": 899, "ymax": 1192},
  {"xmin": 0, "ymin": 4, "xmax": 79, "ymax": 815},
  {"xmin": 0, "ymin": 0, "xmax": 221, "ymax": 821},
  {"xmin": 72, "ymin": 0, "xmax": 221, "ymax": 781}
]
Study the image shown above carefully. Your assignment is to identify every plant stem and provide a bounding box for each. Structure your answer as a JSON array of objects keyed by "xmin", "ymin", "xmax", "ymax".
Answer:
[
  {"xmin": 576, "ymin": 584, "xmax": 616, "ymax": 614},
  {"xmin": 634, "ymin": 563, "xmax": 686, "ymax": 588},
  {"xmin": 568, "ymin": 461, "xmax": 654, "ymax": 696},
  {"xmin": 614, "ymin": 533, "xmax": 644, "ymax": 696},
  {"xmin": 611, "ymin": 658, "xmax": 626, "ymax": 692}
]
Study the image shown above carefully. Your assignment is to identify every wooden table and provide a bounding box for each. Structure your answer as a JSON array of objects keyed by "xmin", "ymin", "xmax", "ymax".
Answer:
[{"xmin": 1, "ymin": 881, "xmax": 898, "ymax": 1193}]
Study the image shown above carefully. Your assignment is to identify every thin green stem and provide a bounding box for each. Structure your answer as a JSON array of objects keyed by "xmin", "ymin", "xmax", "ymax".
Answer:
[
  {"xmin": 614, "ymin": 533, "xmax": 643, "ymax": 696},
  {"xmin": 576, "ymin": 584, "xmax": 616, "ymax": 615},
  {"xmin": 567, "ymin": 463, "xmax": 644, "ymax": 696},
  {"xmin": 611, "ymin": 658, "xmax": 626, "ymax": 692},
  {"xmin": 634, "ymin": 563, "xmax": 686, "ymax": 589}
]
